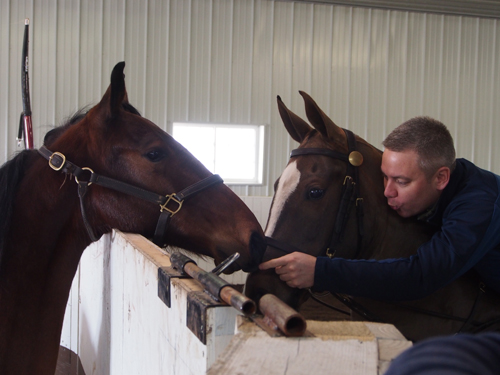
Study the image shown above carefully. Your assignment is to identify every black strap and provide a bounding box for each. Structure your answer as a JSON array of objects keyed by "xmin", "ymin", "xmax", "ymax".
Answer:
[
  {"xmin": 39, "ymin": 146, "xmax": 224, "ymax": 208},
  {"xmin": 176, "ymin": 173, "xmax": 223, "ymax": 200},
  {"xmin": 38, "ymin": 146, "xmax": 223, "ymax": 245},
  {"xmin": 39, "ymin": 145, "xmax": 82, "ymax": 176},
  {"xmin": 152, "ymin": 174, "xmax": 223, "ymax": 247},
  {"xmin": 265, "ymin": 128, "xmax": 364, "ymax": 261},
  {"xmin": 327, "ymin": 175, "xmax": 356, "ymax": 257},
  {"xmin": 327, "ymin": 129, "xmax": 364, "ymax": 259},
  {"xmin": 290, "ymin": 148, "xmax": 349, "ymax": 162},
  {"xmin": 287, "ymin": 129, "xmax": 364, "ymax": 259},
  {"xmin": 77, "ymin": 182, "xmax": 98, "ymax": 242}
]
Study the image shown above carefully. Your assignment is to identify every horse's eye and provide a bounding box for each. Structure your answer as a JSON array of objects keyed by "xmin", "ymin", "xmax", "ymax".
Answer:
[
  {"xmin": 308, "ymin": 188, "xmax": 325, "ymax": 200},
  {"xmin": 145, "ymin": 149, "xmax": 165, "ymax": 162}
]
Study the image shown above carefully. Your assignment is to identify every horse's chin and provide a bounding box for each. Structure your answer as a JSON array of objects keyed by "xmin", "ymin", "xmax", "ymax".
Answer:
[{"xmin": 212, "ymin": 231, "xmax": 266, "ymax": 274}]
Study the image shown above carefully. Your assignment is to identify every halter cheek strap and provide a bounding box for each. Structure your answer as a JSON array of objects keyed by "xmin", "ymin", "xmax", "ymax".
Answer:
[
  {"xmin": 38, "ymin": 145, "xmax": 223, "ymax": 246},
  {"xmin": 152, "ymin": 174, "xmax": 224, "ymax": 246}
]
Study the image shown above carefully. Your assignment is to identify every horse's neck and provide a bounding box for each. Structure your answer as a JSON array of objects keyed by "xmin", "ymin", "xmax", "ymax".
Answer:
[
  {"xmin": 373, "ymin": 209, "xmax": 433, "ymax": 259},
  {"xmin": 354, "ymin": 143, "xmax": 434, "ymax": 260},
  {"xmin": 0, "ymin": 160, "xmax": 90, "ymax": 374},
  {"xmin": 363, "ymin": 199, "xmax": 435, "ymax": 260}
]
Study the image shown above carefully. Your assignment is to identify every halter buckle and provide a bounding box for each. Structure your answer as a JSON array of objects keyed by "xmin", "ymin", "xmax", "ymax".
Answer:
[
  {"xmin": 160, "ymin": 194, "xmax": 184, "ymax": 216},
  {"xmin": 48, "ymin": 152, "xmax": 66, "ymax": 171}
]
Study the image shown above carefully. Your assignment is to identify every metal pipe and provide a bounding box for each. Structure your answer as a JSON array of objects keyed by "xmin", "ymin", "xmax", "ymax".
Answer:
[
  {"xmin": 219, "ymin": 285, "xmax": 256, "ymax": 316},
  {"xmin": 170, "ymin": 253, "xmax": 256, "ymax": 316},
  {"xmin": 259, "ymin": 294, "xmax": 307, "ymax": 337}
]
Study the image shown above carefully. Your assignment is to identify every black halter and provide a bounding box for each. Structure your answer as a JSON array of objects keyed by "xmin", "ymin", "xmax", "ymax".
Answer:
[
  {"xmin": 38, "ymin": 145, "xmax": 223, "ymax": 247},
  {"xmin": 265, "ymin": 128, "xmax": 364, "ymax": 260}
]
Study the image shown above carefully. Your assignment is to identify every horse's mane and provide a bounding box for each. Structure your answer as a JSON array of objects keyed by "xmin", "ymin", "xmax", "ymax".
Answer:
[
  {"xmin": 0, "ymin": 150, "xmax": 37, "ymax": 267},
  {"xmin": 0, "ymin": 103, "xmax": 141, "ymax": 268},
  {"xmin": 0, "ymin": 108, "xmax": 89, "ymax": 268}
]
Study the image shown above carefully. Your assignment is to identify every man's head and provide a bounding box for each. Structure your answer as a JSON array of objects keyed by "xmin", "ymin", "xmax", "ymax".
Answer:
[{"xmin": 381, "ymin": 117, "xmax": 456, "ymax": 218}]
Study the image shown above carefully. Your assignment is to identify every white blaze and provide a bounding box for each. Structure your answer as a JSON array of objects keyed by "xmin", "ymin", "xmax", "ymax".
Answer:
[{"xmin": 265, "ymin": 160, "xmax": 301, "ymax": 236}]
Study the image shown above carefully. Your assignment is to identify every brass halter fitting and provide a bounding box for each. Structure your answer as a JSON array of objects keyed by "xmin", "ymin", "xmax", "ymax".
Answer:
[
  {"xmin": 75, "ymin": 167, "xmax": 94, "ymax": 186},
  {"xmin": 326, "ymin": 248, "xmax": 336, "ymax": 258},
  {"xmin": 48, "ymin": 152, "xmax": 66, "ymax": 171},
  {"xmin": 160, "ymin": 194, "xmax": 184, "ymax": 216},
  {"xmin": 349, "ymin": 151, "xmax": 363, "ymax": 167}
]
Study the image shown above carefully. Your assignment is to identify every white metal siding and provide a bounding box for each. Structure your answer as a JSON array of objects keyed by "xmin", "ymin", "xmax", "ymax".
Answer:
[{"xmin": 2, "ymin": 0, "xmax": 500, "ymax": 197}]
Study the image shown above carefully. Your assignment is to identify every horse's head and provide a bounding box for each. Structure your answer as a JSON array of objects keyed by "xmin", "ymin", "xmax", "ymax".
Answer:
[
  {"xmin": 246, "ymin": 91, "xmax": 384, "ymax": 307},
  {"xmin": 45, "ymin": 62, "xmax": 266, "ymax": 272}
]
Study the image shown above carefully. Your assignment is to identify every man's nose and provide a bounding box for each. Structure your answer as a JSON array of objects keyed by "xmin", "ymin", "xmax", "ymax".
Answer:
[{"xmin": 384, "ymin": 181, "xmax": 396, "ymax": 198}]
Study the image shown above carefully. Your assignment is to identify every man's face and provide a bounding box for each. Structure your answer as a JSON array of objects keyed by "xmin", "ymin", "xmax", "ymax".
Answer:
[{"xmin": 381, "ymin": 149, "xmax": 442, "ymax": 218}]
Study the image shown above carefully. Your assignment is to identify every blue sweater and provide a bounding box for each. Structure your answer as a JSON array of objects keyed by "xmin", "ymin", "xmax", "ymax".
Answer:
[
  {"xmin": 385, "ymin": 332, "xmax": 500, "ymax": 375},
  {"xmin": 314, "ymin": 158, "xmax": 500, "ymax": 301}
]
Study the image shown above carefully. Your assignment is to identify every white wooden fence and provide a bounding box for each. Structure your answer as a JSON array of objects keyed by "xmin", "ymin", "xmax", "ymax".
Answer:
[
  {"xmin": 60, "ymin": 230, "xmax": 244, "ymax": 374},
  {"xmin": 60, "ymin": 225, "xmax": 410, "ymax": 375}
]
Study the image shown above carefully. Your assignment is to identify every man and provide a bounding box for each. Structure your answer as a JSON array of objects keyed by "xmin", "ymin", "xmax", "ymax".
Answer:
[{"xmin": 259, "ymin": 116, "xmax": 500, "ymax": 301}]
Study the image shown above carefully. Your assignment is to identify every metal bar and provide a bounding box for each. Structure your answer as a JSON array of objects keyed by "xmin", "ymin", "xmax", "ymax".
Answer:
[
  {"xmin": 170, "ymin": 252, "xmax": 256, "ymax": 316},
  {"xmin": 258, "ymin": 294, "xmax": 307, "ymax": 337}
]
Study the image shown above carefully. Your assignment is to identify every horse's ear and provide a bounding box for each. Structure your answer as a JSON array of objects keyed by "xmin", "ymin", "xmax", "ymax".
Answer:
[
  {"xmin": 299, "ymin": 91, "xmax": 344, "ymax": 140},
  {"xmin": 100, "ymin": 62, "xmax": 129, "ymax": 118},
  {"xmin": 277, "ymin": 95, "xmax": 312, "ymax": 143}
]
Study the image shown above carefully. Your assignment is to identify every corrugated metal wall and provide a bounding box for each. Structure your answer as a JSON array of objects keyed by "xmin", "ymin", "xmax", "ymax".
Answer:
[{"xmin": 2, "ymin": 0, "xmax": 500, "ymax": 198}]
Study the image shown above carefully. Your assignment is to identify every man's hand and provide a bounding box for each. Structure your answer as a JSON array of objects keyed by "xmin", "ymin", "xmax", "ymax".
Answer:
[{"xmin": 259, "ymin": 252, "xmax": 316, "ymax": 289}]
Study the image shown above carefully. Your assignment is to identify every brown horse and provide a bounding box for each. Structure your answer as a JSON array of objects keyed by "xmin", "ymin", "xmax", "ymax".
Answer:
[
  {"xmin": 0, "ymin": 62, "xmax": 266, "ymax": 375},
  {"xmin": 245, "ymin": 91, "xmax": 500, "ymax": 341}
]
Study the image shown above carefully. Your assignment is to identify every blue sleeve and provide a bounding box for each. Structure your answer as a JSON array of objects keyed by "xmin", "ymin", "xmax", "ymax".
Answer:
[
  {"xmin": 385, "ymin": 332, "xmax": 500, "ymax": 375},
  {"xmin": 314, "ymin": 181, "xmax": 500, "ymax": 301}
]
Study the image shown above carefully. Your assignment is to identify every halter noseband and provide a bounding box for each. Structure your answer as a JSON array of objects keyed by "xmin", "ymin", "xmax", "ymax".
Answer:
[
  {"xmin": 266, "ymin": 128, "xmax": 364, "ymax": 260},
  {"xmin": 38, "ymin": 145, "xmax": 223, "ymax": 247}
]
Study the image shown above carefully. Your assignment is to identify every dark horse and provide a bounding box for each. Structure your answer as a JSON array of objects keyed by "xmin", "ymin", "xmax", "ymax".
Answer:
[
  {"xmin": 0, "ymin": 62, "xmax": 266, "ymax": 375},
  {"xmin": 245, "ymin": 91, "xmax": 500, "ymax": 341}
]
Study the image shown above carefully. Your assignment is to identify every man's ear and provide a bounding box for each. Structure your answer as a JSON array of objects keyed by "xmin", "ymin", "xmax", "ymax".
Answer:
[{"xmin": 435, "ymin": 166, "xmax": 451, "ymax": 191}]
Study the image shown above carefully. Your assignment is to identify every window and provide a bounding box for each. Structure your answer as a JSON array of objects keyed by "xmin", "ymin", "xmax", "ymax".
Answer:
[{"xmin": 172, "ymin": 123, "xmax": 265, "ymax": 185}]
